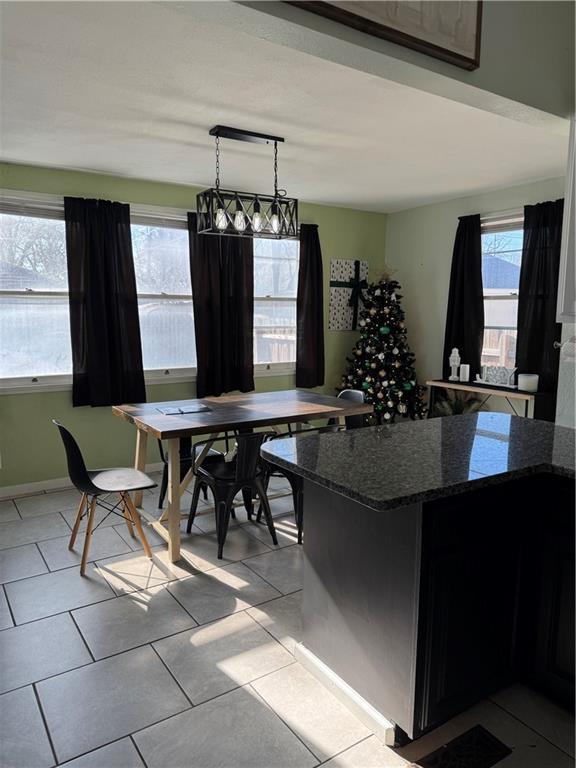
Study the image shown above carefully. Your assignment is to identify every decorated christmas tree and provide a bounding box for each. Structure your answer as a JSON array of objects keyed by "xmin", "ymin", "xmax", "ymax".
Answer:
[{"xmin": 339, "ymin": 277, "xmax": 427, "ymax": 422}]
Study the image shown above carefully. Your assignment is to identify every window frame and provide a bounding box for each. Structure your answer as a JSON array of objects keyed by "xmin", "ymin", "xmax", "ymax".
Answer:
[
  {"xmin": 0, "ymin": 190, "xmax": 296, "ymax": 394},
  {"xmin": 480, "ymin": 210, "xmax": 524, "ymax": 367}
]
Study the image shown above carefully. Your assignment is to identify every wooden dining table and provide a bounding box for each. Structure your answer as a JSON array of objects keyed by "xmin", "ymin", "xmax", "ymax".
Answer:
[{"xmin": 112, "ymin": 389, "xmax": 373, "ymax": 562}]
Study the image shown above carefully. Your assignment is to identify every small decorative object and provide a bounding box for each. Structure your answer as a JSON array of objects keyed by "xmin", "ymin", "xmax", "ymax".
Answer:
[
  {"xmin": 329, "ymin": 258, "xmax": 369, "ymax": 330},
  {"xmin": 379, "ymin": 325, "xmax": 390, "ymax": 335},
  {"xmin": 477, "ymin": 365, "xmax": 517, "ymax": 387},
  {"xmin": 518, "ymin": 373, "xmax": 539, "ymax": 392},
  {"xmin": 459, "ymin": 363, "xmax": 470, "ymax": 382},
  {"xmin": 449, "ymin": 348, "xmax": 461, "ymax": 381}
]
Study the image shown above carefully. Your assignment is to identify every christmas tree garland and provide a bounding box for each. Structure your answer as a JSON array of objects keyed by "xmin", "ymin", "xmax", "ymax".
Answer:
[{"xmin": 340, "ymin": 277, "xmax": 427, "ymax": 422}]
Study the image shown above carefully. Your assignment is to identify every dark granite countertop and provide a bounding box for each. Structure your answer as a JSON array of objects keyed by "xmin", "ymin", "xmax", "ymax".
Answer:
[{"xmin": 261, "ymin": 413, "xmax": 575, "ymax": 511}]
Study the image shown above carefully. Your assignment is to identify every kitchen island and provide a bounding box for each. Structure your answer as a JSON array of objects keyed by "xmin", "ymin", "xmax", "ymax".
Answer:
[{"xmin": 261, "ymin": 413, "xmax": 575, "ymax": 742}]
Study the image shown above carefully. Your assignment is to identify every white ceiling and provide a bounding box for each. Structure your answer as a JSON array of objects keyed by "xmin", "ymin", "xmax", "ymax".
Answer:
[{"xmin": 0, "ymin": 1, "xmax": 568, "ymax": 212}]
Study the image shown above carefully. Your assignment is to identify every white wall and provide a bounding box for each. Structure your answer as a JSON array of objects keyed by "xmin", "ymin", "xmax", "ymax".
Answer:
[{"xmin": 385, "ymin": 177, "xmax": 566, "ymax": 390}]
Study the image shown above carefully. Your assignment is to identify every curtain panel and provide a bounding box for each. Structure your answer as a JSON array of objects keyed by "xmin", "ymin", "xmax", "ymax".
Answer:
[
  {"xmin": 516, "ymin": 199, "xmax": 564, "ymax": 411},
  {"xmin": 442, "ymin": 214, "xmax": 484, "ymax": 381},
  {"xmin": 296, "ymin": 223, "xmax": 325, "ymax": 388},
  {"xmin": 64, "ymin": 197, "xmax": 145, "ymax": 407},
  {"xmin": 188, "ymin": 213, "xmax": 254, "ymax": 398}
]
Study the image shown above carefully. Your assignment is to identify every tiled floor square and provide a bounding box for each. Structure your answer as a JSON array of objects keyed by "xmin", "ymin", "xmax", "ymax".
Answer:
[
  {"xmin": 37, "ymin": 645, "xmax": 190, "ymax": 764},
  {"xmin": 0, "ymin": 613, "xmax": 92, "ymax": 693},
  {"xmin": 5, "ymin": 563, "xmax": 115, "ymax": 624},
  {"xmin": 0, "ymin": 500, "xmax": 20, "ymax": 523},
  {"xmin": 243, "ymin": 544, "xmax": 303, "ymax": 594},
  {"xmin": 167, "ymin": 561, "xmax": 281, "ymax": 625},
  {"xmin": 38, "ymin": 527, "xmax": 132, "ymax": 571},
  {"xmin": 58, "ymin": 738, "xmax": 145, "ymax": 768},
  {"xmin": 242, "ymin": 513, "xmax": 300, "ymax": 549},
  {"xmin": 0, "ymin": 513, "xmax": 70, "ymax": 551},
  {"xmin": 134, "ymin": 685, "xmax": 317, "ymax": 768},
  {"xmin": 247, "ymin": 590, "xmax": 302, "ymax": 654},
  {"xmin": 322, "ymin": 736, "xmax": 408, "ymax": 767},
  {"xmin": 178, "ymin": 526, "xmax": 272, "ymax": 572},
  {"xmin": 251, "ymin": 663, "xmax": 371, "ymax": 761},
  {"xmin": 0, "ymin": 543, "xmax": 48, "ymax": 584},
  {"xmin": 153, "ymin": 611, "xmax": 293, "ymax": 704},
  {"xmin": 72, "ymin": 584, "xmax": 197, "ymax": 659},
  {"xmin": 0, "ymin": 587, "xmax": 13, "ymax": 630},
  {"xmin": 0, "ymin": 686, "xmax": 55, "ymax": 768},
  {"xmin": 96, "ymin": 547, "xmax": 196, "ymax": 595},
  {"xmin": 491, "ymin": 684, "xmax": 575, "ymax": 758},
  {"xmin": 15, "ymin": 489, "xmax": 82, "ymax": 518},
  {"xmin": 113, "ymin": 522, "xmax": 171, "ymax": 551}
]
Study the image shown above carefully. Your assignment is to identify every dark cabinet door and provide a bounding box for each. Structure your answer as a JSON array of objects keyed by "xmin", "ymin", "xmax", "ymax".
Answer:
[
  {"xmin": 415, "ymin": 482, "xmax": 521, "ymax": 735},
  {"xmin": 522, "ymin": 477, "xmax": 575, "ymax": 709}
]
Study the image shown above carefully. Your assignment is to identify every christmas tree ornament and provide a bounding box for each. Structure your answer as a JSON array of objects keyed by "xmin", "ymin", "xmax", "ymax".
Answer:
[
  {"xmin": 383, "ymin": 412, "xmax": 392, "ymax": 420},
  {"xmin": 387, "ymin": 400, "xmax": 393, "ymax": 407},
  {"xmin": 370, "ymin": 362, "xmax": 377, "ymax": 369},
  {"xmin": 384, "ymin": 307, "xmax": 390, "ymax": 314},
  {"xmin": 362, "ymin": 381, "xmax": 370, "ymax": 390},
  {"xmin": 370, "ymin": 308, "xmax": 377, "ymax": 316},
  {"xmin": 379, "ymin": 326, "xmax": 390, "ymax": 335},
  {"xmin": 377, "ymin": 391, "xmax": 384, "ymax": 399},
  {"xmin": 393, "ymin": 347, "xmax": 399, "ymax": 354},
  {"xmin": 398, "ymin": 403, "xmax": 408, "ymax": 414}
]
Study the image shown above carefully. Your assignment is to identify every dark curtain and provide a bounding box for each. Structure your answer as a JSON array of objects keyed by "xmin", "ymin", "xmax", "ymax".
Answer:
[
  {"xmin": 516, "ymin": 199, "xmax": 563, "ymax": 415},
  {"xmin": 64, "ymin": 197, "xmax": 145, "ymax": 407},
  {"xmin": 296, "ymin": 223, "xmax": 325, "ymax": 388},
  {"xmin": 188, "ymin": 213, "xmax": 254, "ymax": 397},
  {"xmin": 442, "ymin": 214, "xmax": 484, "ymax": 380}
]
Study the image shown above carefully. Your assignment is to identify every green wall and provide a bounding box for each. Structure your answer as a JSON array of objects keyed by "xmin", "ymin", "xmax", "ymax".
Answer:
[
  {"xmin": 0, "ymin": 162, "xmax": 388, "ymax": 488},
  {"xmin": 385, "ymin": 176, "xmax": 566, "ymax": 387}
]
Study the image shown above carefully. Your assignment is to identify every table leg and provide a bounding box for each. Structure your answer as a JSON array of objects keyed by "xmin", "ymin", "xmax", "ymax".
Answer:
[
  {"xmin": 133, "ymin": 428, "xmax": 148, "ymax": 507},
  {"xmin": 167, "ymin": 437, "xmax": 181, "ymax": 562}
]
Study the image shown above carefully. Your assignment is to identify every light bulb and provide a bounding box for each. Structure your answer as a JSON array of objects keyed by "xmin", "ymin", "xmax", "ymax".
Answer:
[
  {"xmin": 252, "ymin": 212, "xmax": 263, "ymax": 232},
  {"xmin": 215, "ymin": 208, "xmax": 227, "ymax": 230},
  {"xmin": 270, "ymin": 213, "xmax": 281, "ymax": 234},
  {"xmin": 234, "ymin": 209, "xmax": 246, "ymax": 232}
]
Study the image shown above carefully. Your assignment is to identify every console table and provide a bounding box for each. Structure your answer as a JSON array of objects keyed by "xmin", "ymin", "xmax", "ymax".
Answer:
[{"xmin": 426, "ymin": 379, "xmax": 538, "ymax": 418}]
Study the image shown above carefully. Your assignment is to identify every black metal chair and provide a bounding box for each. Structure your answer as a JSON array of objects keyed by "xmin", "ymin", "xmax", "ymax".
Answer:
[
  {"xmin": 258, "ymin": 390, "xmax": 368, "ymax": 544},
  {"xmin": 156, "ymin": 436, "xmax": 230, "ymax": 509},
  {"xmin": 53, "ymin": 420, "xmax": 155, "ymax": 575},
  {"xmin": 186, "ymin": 432, "xmax": 278, "ymax": 559}
]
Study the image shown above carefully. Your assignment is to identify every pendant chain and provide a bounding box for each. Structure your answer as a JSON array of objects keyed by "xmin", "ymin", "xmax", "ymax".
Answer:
[
  {"xmin": 215, "ymin": 135, "xmax": 221, "ymax": 190},
  {"xmin": 273, "ymin": 141, "xmax": 278, "ymax": 198}
]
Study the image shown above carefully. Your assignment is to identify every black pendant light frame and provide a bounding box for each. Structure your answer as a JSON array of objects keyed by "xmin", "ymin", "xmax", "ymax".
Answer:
[{"xmin": 196, "ymin": 126, "xmax": 299, "ymax": 240}]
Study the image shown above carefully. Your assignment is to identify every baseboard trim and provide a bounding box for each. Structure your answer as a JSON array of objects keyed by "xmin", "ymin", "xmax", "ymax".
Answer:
[
  {"xmin": 0, "ymin": 462, "xmax": 165, "ymax": 500},
  {"xmin": 294, "ymin": 643, "xmax": 396, "ymax": 746}
]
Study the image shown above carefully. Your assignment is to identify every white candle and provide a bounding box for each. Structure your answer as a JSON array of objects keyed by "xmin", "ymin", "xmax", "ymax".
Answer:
[
  {"xmin": 459, "ymin": 364, "xmax": 470, "ymax": 382},
  {"xmin": 518, "ymin": 373, "xmax": 539, "ymax": 392}
]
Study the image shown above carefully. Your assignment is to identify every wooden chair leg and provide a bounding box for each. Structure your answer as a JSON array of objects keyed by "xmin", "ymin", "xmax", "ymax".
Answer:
[
  {"xmin": 68, "ymin": 493, "xmax": 87, "ymax": 551},
  {"xmin": 122, "ymin": 494, "xmax": 135, "ymax": 538},
  {"xmin": 80, "ymin": 496, "xmax": 97, "ymax": 576},
  {"xmin": 124, "ymin": 493, "xmax": 153, "ymax": 559}
]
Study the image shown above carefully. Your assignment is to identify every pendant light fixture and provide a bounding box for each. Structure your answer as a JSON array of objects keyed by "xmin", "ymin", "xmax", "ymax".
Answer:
[{"xmin": 196, "ymin": 126, "xmax": 298, "ymax": 239}]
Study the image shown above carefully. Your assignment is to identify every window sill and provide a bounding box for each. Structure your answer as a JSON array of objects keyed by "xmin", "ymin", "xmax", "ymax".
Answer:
[{"xmin": 0, "ymin": 363, "xmax": 296, "ymax": 395}]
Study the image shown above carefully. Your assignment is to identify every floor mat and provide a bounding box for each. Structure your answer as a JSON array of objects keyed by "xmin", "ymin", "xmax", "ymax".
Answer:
[{"xmin": 417, "ymin": 724, "xmax": 512, "ymax": 768}]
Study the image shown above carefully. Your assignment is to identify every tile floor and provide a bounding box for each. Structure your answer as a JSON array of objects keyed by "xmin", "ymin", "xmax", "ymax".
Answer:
[{"xmin": 0, "ymin": 476, "xmax": 573, "ymax": 768}]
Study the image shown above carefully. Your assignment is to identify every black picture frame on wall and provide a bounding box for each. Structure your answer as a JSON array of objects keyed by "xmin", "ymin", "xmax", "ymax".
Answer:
[{"xmin": 286, "ymin": 1, "xmax": 483, "ymax": 71}]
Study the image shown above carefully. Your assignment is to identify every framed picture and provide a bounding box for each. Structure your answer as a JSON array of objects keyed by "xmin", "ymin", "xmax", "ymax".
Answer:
[{"xmin": 286, "ymin": 1, "xmax": 482, "ymax": 71}]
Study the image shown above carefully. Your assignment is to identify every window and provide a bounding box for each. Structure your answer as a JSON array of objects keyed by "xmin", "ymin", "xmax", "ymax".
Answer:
[
  {"xmin": 253, "ymin": 238, "xmax": 299, "ymax": 365},
  {"xmin": 0, "ymin": 211, "xmax": 71, "ymax": 378},
  {"xmin": 481, "ymin": 216, "xmax": 523, "ymax": 368},
  {"xmin": 131, "ymin": 222, "xmax": 196, "ymax": 371}
]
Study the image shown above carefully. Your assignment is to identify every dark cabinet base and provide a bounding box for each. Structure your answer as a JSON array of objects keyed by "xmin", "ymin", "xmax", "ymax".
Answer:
[{"xmin": 300, "ymin": 474, "xmax": 575, "ymax": 740}]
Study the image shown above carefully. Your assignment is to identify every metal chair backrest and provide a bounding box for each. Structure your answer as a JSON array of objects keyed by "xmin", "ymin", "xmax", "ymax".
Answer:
[
  {"xmin": 234, "ymin": 432, "xmax": 266, "ymax": 484},
  {"xmin": 338, "ymin": 389, "xmax": 366, "ymax": 429},
  {"xmin": 52, "ymin": 420, "xmax": 99, "ymax": 495}
]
